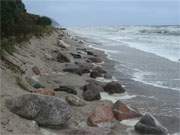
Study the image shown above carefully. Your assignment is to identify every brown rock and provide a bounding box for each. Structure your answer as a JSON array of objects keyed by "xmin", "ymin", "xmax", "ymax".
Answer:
[
  {"xmin": 32, "ymin": 88, "xmax": 55, "ymax": 96},
  {"xmin": 87, "ymin": 104, "xmax": 115, "ymax": 126},
  {"xmin": 113, "ymin": 100, "xmax": 142, "ymax": 121}
]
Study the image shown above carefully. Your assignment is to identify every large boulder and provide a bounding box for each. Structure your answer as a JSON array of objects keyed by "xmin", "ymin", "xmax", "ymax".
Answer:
[
  {"xmin": 54, "ymin": 86, "xmax": 77, "ymax": 95},
  {"xmin": 65, "ymin": 95, "xmax": 86, "ymax": 106},
  {"xmin": 135, "ymin": 113, "xmax": 168, "ymax": 134},
  {"xmin": 5, "ymin": 94, "xmax": 72, "ymax": 127},
  {"xmin": 82, "ymin": 82, "xmax": 103, "ymax": 101},
  {"xmin": 112, "ymin": 100, "xmax": 141, "ymax": 121},
  {"xmin": 103, "ymin": 81, "xmax": 125, "ymax": 94},
  {"xmin": 90, "ymin": 66, "xmax": 107, "ymax": 78},
  {"xmin": 56, "ymin": 52, "xmax": 71, "ymax": 63},
  {"xmin": 87, "ymin": 104, "xmax": 115, "ymax": 127},
  {"xmin": 32, "ymin": 88, "xmax": 55, "ymax": 96}
]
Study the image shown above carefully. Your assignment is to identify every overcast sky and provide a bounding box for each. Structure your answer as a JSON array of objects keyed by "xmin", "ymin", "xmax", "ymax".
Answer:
[{"xmin": 23, "ymin": 0, "xmax": 180, "ymax": 26}]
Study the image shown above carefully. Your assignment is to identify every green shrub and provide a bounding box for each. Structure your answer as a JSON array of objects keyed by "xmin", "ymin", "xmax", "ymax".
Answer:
[
  {"xmin": 37, "ymin": 16, "xmax": 52, "ymax": 26},
  {"xmin": 0, "ymin": 0, "xmax": 53, "ymax": 54}
]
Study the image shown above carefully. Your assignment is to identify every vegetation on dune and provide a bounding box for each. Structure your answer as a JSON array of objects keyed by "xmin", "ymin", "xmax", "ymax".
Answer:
[{"xmin": 0, "ymin": 0, "xmax": 53, "ymax": 55}]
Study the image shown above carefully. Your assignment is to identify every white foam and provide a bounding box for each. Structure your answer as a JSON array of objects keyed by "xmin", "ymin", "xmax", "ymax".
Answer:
[
  {"xmin": 133, "ymin": 70, "xmax": 180, "ymax": 91},
  {"xmin": 100, "ymin": 92, "xmax": 136, "ymax": 103},
  {"xmin": 96, "ymin": 76, "xmax": 117, "ymax": 83},
  {"xmin": 120, "ymin": 118, "xmax": 140, "ymax": 127}
]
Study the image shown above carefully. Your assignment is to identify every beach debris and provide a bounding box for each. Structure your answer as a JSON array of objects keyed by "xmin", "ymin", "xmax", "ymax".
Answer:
[
  {"xmin": 65, "ymin": 95, "xmax": 86, "ymax": 106},
  {"xmin": 103, "ymin": 81, "xmax": 125, "ymax": 94},
  {"xmin": 32, "ymin": 66, "xmax": 41, "ymax": 75},
  {"xmin": 54, "ymin": 86, "xmax": 77, "ymax": 95},
  {"xmin": 90, "ymin": 66, "xmax": 107, "ymax": 78},
  {"xmin": 135, "ymin": 113, "xmax": 168, "ymax": 134},
  {"xmin": 56, "ymin": 52, "xmax": 71, "ymax": 63},
  {"xmin": 82, "ymin": 82, "xmax": 103, "ymax": 101},
  {"xmin": 5, "ymin": 94, "xmax": 72, "ymax": 127},
  {"xmin": 62, "ymin": 127, "xmax": 111, "ymax": 135},
  {"xmin": 112, "ymin": 100, "xmax": 142, "ymax": 121},
  {"xmin": 87, "ymin": 104, "xmax": 114, "ymax": 127},
  {"xmin": 32, "ymin": 88, "xmax": 55, "ymax": 96}
]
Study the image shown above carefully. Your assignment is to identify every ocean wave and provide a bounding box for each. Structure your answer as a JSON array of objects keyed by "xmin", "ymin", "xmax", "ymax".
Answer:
[{"xmin": 139, "ymin": 28, "xmax": 180, "ymax": 36}]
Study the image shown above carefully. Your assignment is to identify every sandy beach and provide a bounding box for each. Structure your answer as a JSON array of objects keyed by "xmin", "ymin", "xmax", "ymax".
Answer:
[{"xmin": 1, "ymin": 28, "xmax": 180, "ymax": 135}]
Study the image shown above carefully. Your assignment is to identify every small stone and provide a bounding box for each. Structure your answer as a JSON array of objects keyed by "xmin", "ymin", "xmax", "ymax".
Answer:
[
  {"xmin": 32, "ymin": 66, "xmax": 41, "ymax": 75},
  {"xmin": 65, "ymin": 95, "xmax": 86, "ymax": 106},
  {"xmin": 32, "ymin": 88, "xmax": 55, "ymax": 96}
]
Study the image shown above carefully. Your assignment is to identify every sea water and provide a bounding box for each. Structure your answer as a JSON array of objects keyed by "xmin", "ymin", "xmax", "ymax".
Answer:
[{"xmin": 70, "ymin": 26, "xmax": 180, "ymax": 91}]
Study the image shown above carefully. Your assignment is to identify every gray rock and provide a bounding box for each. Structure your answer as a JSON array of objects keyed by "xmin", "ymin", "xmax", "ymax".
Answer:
[
  {"xmin": 6, "ymin": 94, "xmax": 72, "ymax": 128},
  {"xmin": 103, "ymin": 81, "xmax": 125, "ymax": 94},
  {"xmin": 82, "ymin": 82, "xmax": 103, "ymax": 101},
  {"xmin": 135, "ymin": 113, "xmax": 168, "ymax": 134},
  {"xmin": 65, "ymin": 95, "xmax": 86, "ymax": 106}
]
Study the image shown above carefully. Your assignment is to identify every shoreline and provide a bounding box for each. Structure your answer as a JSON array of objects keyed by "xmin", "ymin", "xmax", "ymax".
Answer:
[
  {"xmin": 1, "ymin": 28, "xmax": 180, "ymax": 135},
  {"xmin": 70, "ymin": 29, "xmax": 180, "ymax": 133}
]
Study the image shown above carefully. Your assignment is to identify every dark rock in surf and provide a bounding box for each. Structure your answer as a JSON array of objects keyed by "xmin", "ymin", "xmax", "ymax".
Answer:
[
  {"xmin": 135, "ymin": 113, "xmax": 168, "ymax": 134},
  {"xmin": 103, "ymin": 81, "xmax": 125, "ymax": 94},
  {"xmin": 82, "ymin": 82, "xmax": 103, "ymax": 101}
]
